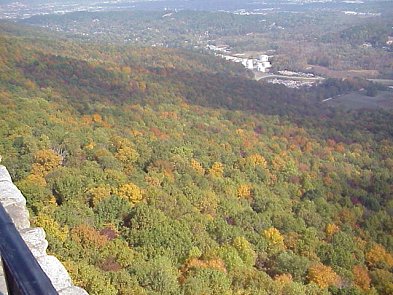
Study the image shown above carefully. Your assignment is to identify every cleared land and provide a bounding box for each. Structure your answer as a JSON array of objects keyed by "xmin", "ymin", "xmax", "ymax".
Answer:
[
  {"xmin": 323, "ymin": 90, "xmax": 393, "ymax": 110},
  {"xmin": 254, "ymin": 72, "xmax": 323, "ymax": 81}
]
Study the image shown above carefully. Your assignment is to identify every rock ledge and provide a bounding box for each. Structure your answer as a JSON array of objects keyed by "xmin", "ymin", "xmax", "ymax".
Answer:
[{"xmin": 0, "ymin": 165, "xmax": 88, "ymax": 295}]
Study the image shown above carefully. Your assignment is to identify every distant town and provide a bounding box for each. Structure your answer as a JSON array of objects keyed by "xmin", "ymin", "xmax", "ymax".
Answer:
[
  {"xmin": 206, "ymin": 44, "xmax": 325, "ymax": 88},
  {"xmin": 0, "ymin": 0, "xmax": 385, "ymax": 20},
  {"xmin": 3, "ymin": 0, "xmax": 390, "ymax": 90}
]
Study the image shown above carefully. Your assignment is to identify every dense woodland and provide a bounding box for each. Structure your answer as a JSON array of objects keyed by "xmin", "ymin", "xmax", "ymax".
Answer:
[{"xmin": 0, "ymin": 22, "xmax": 393, "ymax": 294}]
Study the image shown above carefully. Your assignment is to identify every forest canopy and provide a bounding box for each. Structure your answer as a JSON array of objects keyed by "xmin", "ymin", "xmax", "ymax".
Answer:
[{"xmin": 0, "ymin": 21, "xmax": 393, "ymax": 295}]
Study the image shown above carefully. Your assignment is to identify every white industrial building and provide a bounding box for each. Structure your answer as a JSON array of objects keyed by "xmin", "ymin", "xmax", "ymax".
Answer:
[
  {"xmin": 207, "ymin": 45, "xmax": 272, "ymax": 73},
  {"xmin": 257, "ymin": 62, "xmax": 266, "ymax": 72},
  {"xmin": 246, "ymin": 59, "xmax": 254, "ymax": 70},
  {"xmin": 259, "ymin": 55, "xmax": 269, "ymax": 62}
]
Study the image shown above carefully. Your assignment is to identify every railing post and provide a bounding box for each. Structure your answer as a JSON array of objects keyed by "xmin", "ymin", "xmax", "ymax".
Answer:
[
  {"xmin": 2, "ymin": 258, "xmax": 21, "ymax": 295},
  {"xmin": 0, "ymin": 204, "xmax": 58, "ymax": 295}
]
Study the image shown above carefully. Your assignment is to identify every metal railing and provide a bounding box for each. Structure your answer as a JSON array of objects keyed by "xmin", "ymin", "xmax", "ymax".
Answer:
[{"xmin": 0, "ymin": 204, "xmax": 58, "ymax": 295}]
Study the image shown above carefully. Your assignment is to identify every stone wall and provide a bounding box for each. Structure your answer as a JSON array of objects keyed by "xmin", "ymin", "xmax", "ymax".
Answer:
[{"xmin": 0, "ymin": 165, "xmax": 88, "ymax": 295}]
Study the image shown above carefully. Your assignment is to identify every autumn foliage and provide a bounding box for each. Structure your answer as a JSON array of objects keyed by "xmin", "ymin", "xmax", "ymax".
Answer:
[
  {"xmin": 71, "ymin": 224, "xmax": 108, "ymax": 249},
  {"xmin": 352, "ymin": 265, "xmax": 371, "ymax": 291},
  {"xmin": 32, "ymin": 149, "xmax": 62, "ymax": 176},
  {"xmin": 366, "ymin": 244, "xmax": 393, "ymax": 269},
  {"xmin": 117, "ymin": 183, "xmax": 143, "ymax": 204},
  {"xmin": 263, "ymin": 227, "xmax": 285, "ymax": 252},
  {"xmin": 325, "ymin": 223, "xmax": 340, "ymax": 239},
  {"xmin": 237, "ymin": 184, "xmax": 252, "ymax": 199},
  {"xmin": 1, "ymin": 21, "xmax": 393, "ymax": 294},
  {"xmin": 307, "ymin": 263, "xmax": 340, "ymax": 288}
]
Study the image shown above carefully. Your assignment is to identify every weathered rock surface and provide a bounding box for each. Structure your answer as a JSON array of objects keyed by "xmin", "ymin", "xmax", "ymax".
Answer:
[
  {"xmin": 0, "ymin": 167, "xmax": 12, "ymax": 183},
  {"xmin": 0, "ymin": 181, "xmax": 26, "ymax": 208},
  {"xmin": 38, "ymin": 256, "xmax": 73, "ymax": 291},
  {"xmin": 59, "ymin": 286, "xmax": 89, "ymax": 295},
  {"xmin": 20, "ymin": 228, "xmax": 48, "ymax": 258},
  {"xmin": 0, "ymin": 165, "xmax": 88, "ymax": 294},
  {"xmin": 0, "ymin": 170, "xmax": 30, "ymax": 230},
  {"xmin": 2, "ymin": 202, "xmax": 30, "ymax": 230},
  {"xmin": 0, "ymin": 258, "xmax": 7, "ymax": 295}
]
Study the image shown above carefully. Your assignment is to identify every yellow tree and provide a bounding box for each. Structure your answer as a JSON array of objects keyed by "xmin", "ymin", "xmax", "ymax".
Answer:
[
  {"xmin": 34, "ymin": 213, "xmax": 69, "ymax": 242},
  {"xmin": 275, "ymin": 273, "xmax": 293, "ymax": 284},
  {"xmin": 88, "ymin": 185, "xmax": 112, "ymax": 207},
  {"xmin": 23, "ymin": 173, "xmax": 47, "ymax": 187},
  {"xmin": 366, "ymin": 244, "xmax": 393, "ymax": 268},
  {"xmin": 352, "ymin": 265, "xmax": 371, "ymax": 291},
  {"xmin": 112, "ymin": 136, "xmax": 139, "ymax": 173},
  {"xmin": 263, "ymin": 227, "xmax": 285, "ymax": 252},
  {"xmin": 118, "ymin": 183, "xmax": 143, "ymax": 205},
  {"xmin": 246, "ymin": 154, "xmax": 267, "ymax": 168},
  {"xmin": 237, "ymin": 184, "xmax": 252, "ymax": 199},
  {"xmin": 307, "ymin": 263, "xmax": 340, "ymax": 288},
  {"xmin": 233, "ymin": 236, "xmax": 256, "ymax": 266},
  {"xmin": 209, "ymin": 162, "xmax": 224, "ymax": 177},
  {"xmin": 115, "ymin": 145, "xmax": 138, "ymax": 164},
  {"xmin": 121, "ymin": 66, "xmax": 132, "ymax": 75},
  {"xmin": 32, "ymin": 149, "xmax": 62, "ymax": 177},
  {"xmin": 325, "ymin": 223, "xmax": 340, "ymax": 240},
  {"xmin": 191, "ymin": 159, "xmax": 205, "ymax": 175}
]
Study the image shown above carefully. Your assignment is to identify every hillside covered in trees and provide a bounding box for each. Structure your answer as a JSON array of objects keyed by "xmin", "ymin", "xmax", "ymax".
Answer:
[
  {"xmin": 21, "ymin": 3, "xmax": 393, "ymax": 79},
  {"xmin": 0, "ymin": 22, "xmax": 393, "ymax": 294}
]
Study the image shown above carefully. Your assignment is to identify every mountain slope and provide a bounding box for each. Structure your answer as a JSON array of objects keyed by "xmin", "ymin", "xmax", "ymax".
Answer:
[{"xmin": 0, "ymin": 23, "xmax": 393, "ymax": 294}]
